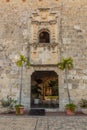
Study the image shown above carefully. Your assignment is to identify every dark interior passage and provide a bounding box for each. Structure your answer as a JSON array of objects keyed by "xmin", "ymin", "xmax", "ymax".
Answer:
[{"xmin": 31, "ymin": 71, "xmax": 59, "ymax": 108}]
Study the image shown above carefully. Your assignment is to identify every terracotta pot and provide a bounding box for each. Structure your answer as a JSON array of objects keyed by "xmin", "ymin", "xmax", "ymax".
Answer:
[
  {"xmin": 66, "ymin": 109, "xmax": 75, "ymax": 115},
  {"xmin": 15, "ymin": 107, "xmax": 20, "ymax": 115},
  {"xmin": 15, "ymin": 107, "xmax": 24, "ymax": 115},
  {"xmin": 19, "ymin": 107, "xmax": 24, "ymax": 114}
]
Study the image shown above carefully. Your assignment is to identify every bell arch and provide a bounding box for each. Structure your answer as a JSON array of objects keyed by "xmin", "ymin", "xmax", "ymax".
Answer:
[{"xmin": 39, "ymin": 29, "xmax": 50, "ymax": 43}]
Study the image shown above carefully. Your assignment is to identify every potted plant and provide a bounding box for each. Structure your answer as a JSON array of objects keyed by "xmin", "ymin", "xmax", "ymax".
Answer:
[
  {"xmin": 15, "ymin": 104, "xmax": 24, "ymax": 115},
  {"xmin": 57, "ymin": 57, "xmax": 76, "ymax": 115},
  {"xmin": 16, "ymin": 54, "xmax": 30, "ymax": 114},
  {"xmin": 57, "ymin": 57, "xmax": 73, "ymax": 103},
  {"xmin": 0, "ymin": 95, "xmax": 17, "ymax": 114},
  {"xmin": 79, "ymin": 99, "xmax": 87, "ymax": 114},
  {"xmin": 31, "ymin": 84, "xmax": 42, "ymax": 104},
  {"xmin": 65, "ymin": 103, "xmax": 76, "ymax": 115}
]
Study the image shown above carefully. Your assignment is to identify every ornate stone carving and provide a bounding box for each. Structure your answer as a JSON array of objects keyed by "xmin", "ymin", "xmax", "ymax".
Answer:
[
  {"xmin": 30, "ymin": 8, "xmax": 59, "ymax": 44},
  {"xmin": 29, "ymin": 8, "xmax": 60, "ymax": 65}
]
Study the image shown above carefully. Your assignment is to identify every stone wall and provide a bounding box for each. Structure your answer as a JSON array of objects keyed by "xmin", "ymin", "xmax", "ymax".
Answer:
[
  {"xmin": 61, "ymin": 1, "xmax": 87, "ymax": 103},
  {"xmin": 0, "ymin": 0, "xmax": 87, "ymax": 110}
]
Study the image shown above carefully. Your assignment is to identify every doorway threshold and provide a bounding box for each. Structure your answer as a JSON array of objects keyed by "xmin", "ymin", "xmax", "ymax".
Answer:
[{"xmin": 31, "ymin": 107, "xmax": 59, "ymax": 112}]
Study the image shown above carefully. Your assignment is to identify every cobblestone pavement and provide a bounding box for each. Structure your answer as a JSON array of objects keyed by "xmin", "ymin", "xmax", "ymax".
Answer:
[{"xmin": 0, "ymin": 116, "xmax": 87, "ymax": 130}]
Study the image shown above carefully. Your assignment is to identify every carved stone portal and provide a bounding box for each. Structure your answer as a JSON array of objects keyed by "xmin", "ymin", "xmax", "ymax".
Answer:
[{"xmin": 29, "ymin": 8, "xmax": 60, "ymax": 65}]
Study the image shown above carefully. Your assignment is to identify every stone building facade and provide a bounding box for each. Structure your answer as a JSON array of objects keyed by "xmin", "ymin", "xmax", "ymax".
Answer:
[{"xmin": 0, "ymin": 0, "xmax": 87, "ymax": 111}]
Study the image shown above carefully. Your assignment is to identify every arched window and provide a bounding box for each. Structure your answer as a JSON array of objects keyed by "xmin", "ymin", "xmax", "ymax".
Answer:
[{"xmin": 39, "ymin": 31, "xmax": 50, "ymax": 43}]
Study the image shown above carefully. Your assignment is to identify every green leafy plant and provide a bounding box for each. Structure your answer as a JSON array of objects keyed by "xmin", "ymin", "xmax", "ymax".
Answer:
[
  {"xmin": 65, "ymin": 103, "xmax": 76, "ymax": 112},
  {"xmin": 15, "ymin": 104, "xmax": 24, "ymax": 115},
  {"xmin": 31, "ymin": 84, "xmax": 42, "ymax": 99},
  {"xmin": 79, "ymin": 99, "xmax": 87, "ymax": 108},
  {"xmin": 16, "ymin": 54, "xmax": 30, "ymax": 67},
  {"xmin": 47, "ymin": 79, "xmax": 58, "ymax": 96},
  {"xmin": 1, "ymin": 95, "xmax": 17, "ymax": 108},
  {"xmin": 57, "ymin": 57, "xmax": 73, "ymax": 103},
  {"xmin": 15, "ymin": 104, "xmax": 24, "ymax": 108},
  {"xmin": 16, "ymin": 54, "xmax": 30, "ymax": 105}
]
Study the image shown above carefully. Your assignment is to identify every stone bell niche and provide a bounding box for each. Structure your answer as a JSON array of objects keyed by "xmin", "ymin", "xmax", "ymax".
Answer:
[{"xmin": 29, "ymin": 8, "xmax": 60, "ymax": 65}]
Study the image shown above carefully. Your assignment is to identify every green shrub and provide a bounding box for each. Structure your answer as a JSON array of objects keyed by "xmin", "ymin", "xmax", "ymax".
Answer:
[
  {"xmin": 65, "ymin": 103, "xmax": 76, "ymax": 112},
  {"xmin": 15, "ymin": 104, "xmax": 24, "ymax": 108},
  {"xmin": 1, "ymin": 95, "xmax": 17, "ymax": 108},
  {"xmin": 79, "ymin": 99, "xmax": 87, "ymax": 108}
]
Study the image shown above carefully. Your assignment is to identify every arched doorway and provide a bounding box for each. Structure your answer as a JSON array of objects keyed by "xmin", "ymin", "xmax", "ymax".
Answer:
[{"xmin": 31, "ymin": 71, "xmax": 59, "ymax": 108}]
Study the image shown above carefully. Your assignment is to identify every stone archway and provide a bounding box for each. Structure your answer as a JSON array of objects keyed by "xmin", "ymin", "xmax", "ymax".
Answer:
[
  {"xmin": 39, "ymin": 30, "xmax": 50, "ymax": 43},
  {"xmin": 31, "ymin": 71, "xmax": 59, "ymax": 109}
]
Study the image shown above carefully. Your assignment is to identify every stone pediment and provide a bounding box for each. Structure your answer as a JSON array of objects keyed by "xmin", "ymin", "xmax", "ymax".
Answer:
[{"xmin": 31, "ymin": 8, "xmax": 58, "ymax": 23}]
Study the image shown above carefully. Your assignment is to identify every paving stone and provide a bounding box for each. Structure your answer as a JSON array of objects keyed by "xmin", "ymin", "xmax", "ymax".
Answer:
[{"xmin": 0, "ymin": 116, "xmax": 87, "ymax": 130}]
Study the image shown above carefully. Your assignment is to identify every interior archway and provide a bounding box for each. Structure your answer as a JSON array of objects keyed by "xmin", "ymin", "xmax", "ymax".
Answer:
[{"xmin": 31, "ymin": 71, "xmax": 59, "ymax": 108}]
